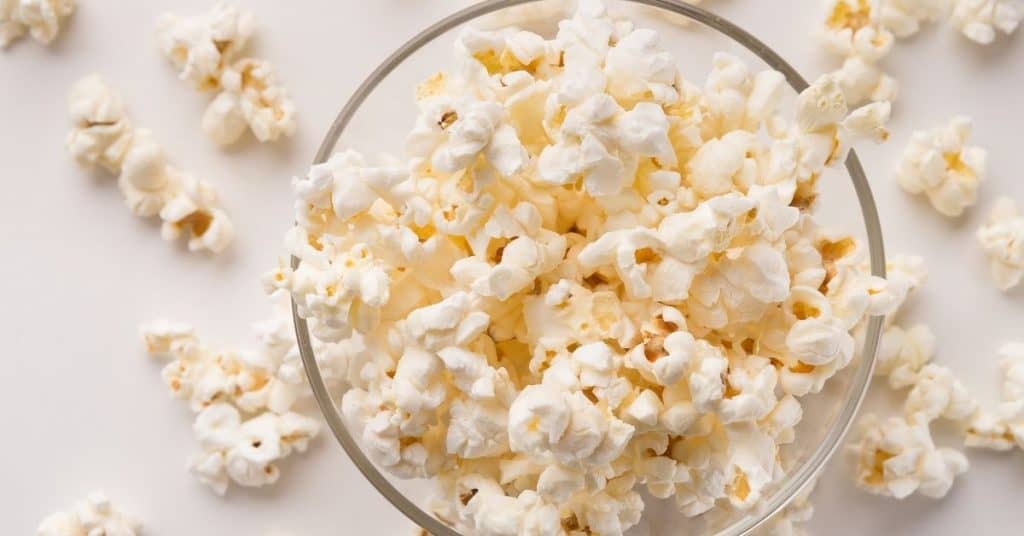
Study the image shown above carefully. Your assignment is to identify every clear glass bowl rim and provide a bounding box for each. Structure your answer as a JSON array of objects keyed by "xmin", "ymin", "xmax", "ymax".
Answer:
[{"xmin": 291, "ymin": 1, "xmax": 886, "ymax": 534}]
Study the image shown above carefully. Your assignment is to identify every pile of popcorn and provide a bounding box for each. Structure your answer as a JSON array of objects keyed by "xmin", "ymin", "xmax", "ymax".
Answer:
[
  {"xmin": 157, "ymin": 2, "xmax": 296, "ymax": 146},
  {"xmin": 36, "ymin": 491, "xmax": 140, "ymax": 536},
  {"xmin": 139, "ymin": 299, "xmax": 356, "ymax": 495},
  {"xmin": 269, "ymin": 1, "xmax": 903, "ymax": 533},
  {"xmin": 0, "ymin": 0, "xmax": 74, "ymax": 48},
  {"xmin": 66, "ymin": 74, "xmax": 235, "ymax": 253}
]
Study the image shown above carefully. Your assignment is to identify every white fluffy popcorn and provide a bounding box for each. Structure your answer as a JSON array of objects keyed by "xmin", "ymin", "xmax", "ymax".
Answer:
[
  {"xmin": 281, "ymin": 2, "xmax": 894, "ymax": 532},
  {"xmin": 951, "ymin": 0, "xmax": 1024, "ymax": 44},
  {"xmin": 821, "ymin": 0, "xmax": 894, "ymax": 60},
  {"xmin": 896, "ymin": 116, "xmax": 987, "ymax": 217},
  {"xmin": 37, "ymin": 491, "xmax": 140, "ymax": 536},
  {"xmin": 157, "ymin": 2, "xmax": 296, "ymax": 145},
  {"xmin": 189, "ymin": 403, "xmax": 319, "ymax": 495},
  {"xmin": 977, "ymin": 196, "xmax": 1024, "ymax": 290},
  {"xmin": 0, "ymin": 0, "xmax": 74, "ymax": 48},
  {"xmin": 850, "ymin": 414, "xmax": 968, "ymax": 499},
  {"xmin": 142, "ymin": 299, "xmax": 340, "ymax": 494},
  {"xmin": 157, "ymin": 1, "xmax": 255, "ymax": 90},
  {"xmin": 965, "ymin": 343, "xmax": 1024, "ymax": 451},
  {"xmin": 66, "ymin": 75, "xmax": 234, "ymax": 253}
]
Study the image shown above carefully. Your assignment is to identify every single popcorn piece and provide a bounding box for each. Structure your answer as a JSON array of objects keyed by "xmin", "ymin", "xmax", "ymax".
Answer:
[
  {"xmin": 66, "ymin": 75, "xmax": 234, "ymax": 254},
  {"xmin": 66, "ymin": 74, "xmax": 135, "ymax": 174},
  {"xmin": 821, "ymin": 0, "xmax": 894, "ymax": 60},
  {"xmin": 280, "ymin": 2, "xmax": 895, "ymax": 531},
  {"xmin": 851, "ymin": 414, "xmax": 968, "ymax": 499},
  {"xmin": 951, "ymin": 0, "xmax": 1024, "ymax": 44},
  {"xmin": 0, "ymin": 0, "xmax": 74, "ymax": 48},
  {"xmin": 189, "ymin": 402, "xmax": 320, "ymax": 495},
  {"xmin": 830, "ymin": 54, "xmax": 898, "ymax": 107},
  {"xmin": 881, "ymin": 0, "xmax": 951, "ymax": 37},
  {"xmin": 976, "ymin": 197, "xmax": 1024, "ymax": 290},
  {"xmin": 210, "ymin": 58, "xmax": 298, "ymax": 144},
  {"xmin": 965, "ymin": 342, "xmax": 1024, "ymax": 451},
  {"xmin": 874, "ymin": 323, "xmax": 935, "ymax": 388},
  {"xmin": 37, "ymin": 491, "xmax": 141, "ymax": 536},
  {"xmin": 895, "ymin": 116, "xmax": 987, "ymax": 217},
  {"xmin": 903, "ymin": 364, "xmax": 977, "ymax": 423},
  {"xmin": 156, "ymin": 1, "xmax": 256, "ymax": 90},
  {"xmin": 157, "ymin": 3, "xmax": 296, "ymax": 145}
]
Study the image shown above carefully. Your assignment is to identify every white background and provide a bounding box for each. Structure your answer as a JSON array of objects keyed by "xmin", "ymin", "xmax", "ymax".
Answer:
[{"xmin": 2, "ymin": 0, "xmax": 1022, "ymax": 534}]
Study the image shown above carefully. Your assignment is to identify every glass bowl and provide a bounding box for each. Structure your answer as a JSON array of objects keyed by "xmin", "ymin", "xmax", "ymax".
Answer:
[{"xmin": 292, "ymin": 0, "xmax": 886, "ymax": 534}]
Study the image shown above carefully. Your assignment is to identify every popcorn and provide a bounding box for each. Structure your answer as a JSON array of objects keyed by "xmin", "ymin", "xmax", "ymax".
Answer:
[
  {"xmin": 279, "ymin": 2, "xmax": 896, "ymax": 530},
  {"xmin": 831, "ymin": 55, "xmax": 898, "ymax": 107},
  {"xmin": 976, "ymin": 197, "xmax": 1024, "ymax": 290},
  {"xmin": 702, "ymin": 53, "xmax": 787, "ymax": 137},
  {"xmin": 66, "ymin": 74, "xmax": 135, "ymax": 174},
  {"xmin": 66, "ymin": 75, "xmax": 234, "ymax": 253},
  {"xmin": 190, "ymin": 403, "xmax": 319, "ymax": 494},
  {"xmin": 951, "ymin": 0, "xmax": 1023, "ymax": 44},
  {"xmin": 157, "ymin": 3, "xmax": 296, "ymax": 145},
  {"xmin": 881, "ymin": 0, "xmax": 951, "ymax": 37},
  {"xmin": 142, "ymin": 299, "xmax": 336, "ymax": 494},
  {"xmin": 964, "ymin": 342, "xmax": 1024, "ymax": 451},
  {"xmin": 895, "ymin": 116, "xmax": 987, "ymax": 217},
  {"xmin": 37, "ymin": 491, "xmax": 140, "ymax": 536},
  {"xmin": 874, "ymin": 323, "xmax": 936, "ymax": 389},
  {"xmin": 215, "ymin": 58, "xmax": 298, "ymax": 144},
  {"xmin": 903, "ymin": 364, "xmax": 977, "ymax": 423},
  {"xmin": 156, "ymin": 2, "xmax": 255, "ymax": 90},
  {"xmin": 850, "ymin": 414, "xmax": 968, "ymax": 498},
  {"xmin": 0, "ymin": 0, "xmax": 74, "ymax": 48},
  {"xmin": 821, "ymin": 0, "xmax": 894, "ymax": 60}
]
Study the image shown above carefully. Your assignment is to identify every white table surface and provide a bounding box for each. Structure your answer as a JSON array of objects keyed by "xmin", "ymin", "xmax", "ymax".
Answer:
[{"xmin": 2, "ymin": 1, "xmax": 1022, "ymax": 534}]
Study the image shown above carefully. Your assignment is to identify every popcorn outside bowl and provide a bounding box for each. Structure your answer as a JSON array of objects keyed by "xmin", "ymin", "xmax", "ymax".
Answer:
[{"xmin": 292, "ymin": 0, "xmax": 886, "ymax": 534}]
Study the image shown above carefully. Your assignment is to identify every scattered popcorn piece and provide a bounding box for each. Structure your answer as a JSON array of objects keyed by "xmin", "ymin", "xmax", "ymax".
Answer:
[
  {"xmin": 821, "ymin": 0, "xmax": 894, "ymax": 60},
  {"xmin": 830, "ymin": 54, "xmax": 898, "ymax": 107},
  {"xmin": 66, "ymin": 75, "xmax": 234, "ymax": 253},
  {"xmin": 904, "ymin": 364, "xmax": 977, "ymax": 423},
  {"xmin": 0, "ymin": 0, "xmax": 74, "ymax": 48},
  {"xmin": 965, "ymin": 342, "xmax": 1024, "ymax": 451},
  {"xmin": 190, "ymin": 402, "xmax": 320, "ymax": 495},
  {"xmin": 66, "ymin": 74, "xmax": 135, "ymax": 174},
  {"xmin": 875, "ymin": 323, "xmax": 935, "ymax": 388},
  {"xmin": 881, "ymin": 0, "xmax": 952, "ymax": 37},
  {"xmin": 895, "ymin": 116, "xmax": 987, "ymax": 217},
  {"xmin": 851, "ymin": 413, "xmax": 968, "ymax": 499},
  {"xmin": 156, "ymin": 2, "xmax": 255, "ymax": 90},
  {"xmin": 157, "ymin": 2, "xmax": 296, "ymax": 145},
  {"xmin": 212, "ymin": 58, "xmax": 297, "ymax": 144},
  {"xmin": 950, "ymin": 0, "xmax": 1023, "ymax": 44},
  {"xmin": 141, "ymin": 298, "xmax": 343, "ymax": 494},
  {"xmin": 37, "ymin": 491, "xmax": 140, "ymax": 536},
  {"xmin": 976, "ymin": 196, "xmax": 1024, "ymax": 290}
]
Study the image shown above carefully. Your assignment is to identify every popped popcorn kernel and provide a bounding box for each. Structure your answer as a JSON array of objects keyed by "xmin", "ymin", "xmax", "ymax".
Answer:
[
  {"xmin": 976, "ymin": 196, "xmax": 1024, "ymax": 290},
  {"xmin": 0, "ymin": 0, "xmax": 74, "ymax": 48},
  {"xmin": 951, "ymin": 0, "xmax": 1024, "ymax": 44},
  {"xmin": 850, "ymin": 414, "xmax": 968, "ymax": 499},
  {"xmin": 896, "ymin": 116, "xmax": 987, "ymax": 217},
  {"xmin": 37, "ymin": 491, "xmax": 141, "ymax": 536}
]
